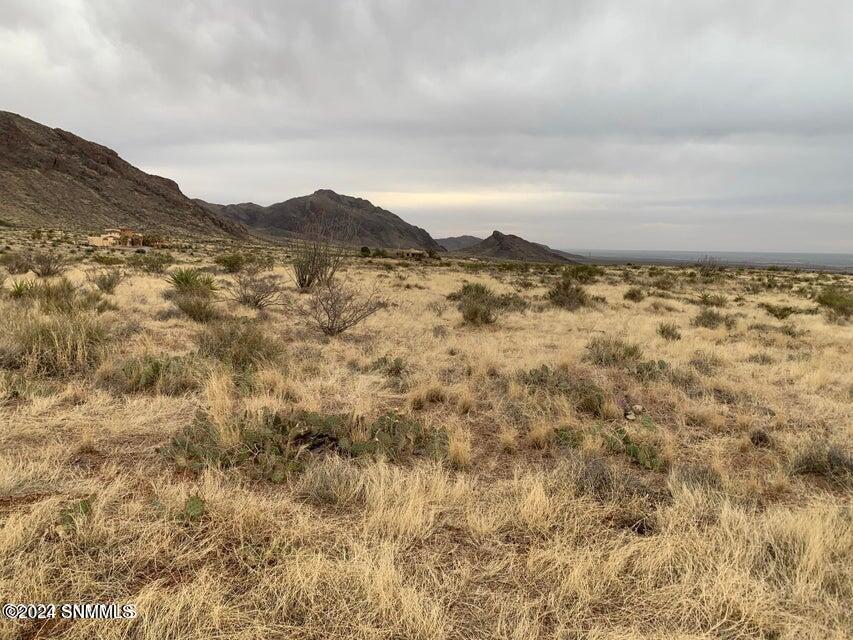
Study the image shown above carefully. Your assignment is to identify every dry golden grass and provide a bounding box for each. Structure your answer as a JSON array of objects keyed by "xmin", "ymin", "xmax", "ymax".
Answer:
[{"xmin": 0, "ymin": 236, "xmax": 851, "ymax": 639}]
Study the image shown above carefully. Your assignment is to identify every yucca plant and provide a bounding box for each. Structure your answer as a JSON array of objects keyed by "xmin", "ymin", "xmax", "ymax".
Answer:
[{"xmin": 165, "ymin": 268, "xmax": 217, "ymax": 295}]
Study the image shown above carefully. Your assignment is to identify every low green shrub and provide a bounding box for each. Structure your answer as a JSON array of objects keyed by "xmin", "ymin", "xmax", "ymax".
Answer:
[
  {"xmin": 697, "ymin": 292, "xmax": 727, "ymax": 307},
  {"xmin": 623, "ymin": 287, "xmax": 645, "ymax": 302},
  {"xmin": 692, "ymin": 308, "xmax": 735, "ymax": 330},
  {"xmin": 584, "ymin": 336, "xmax": 643, "ymax": 367},
  {"xmin": 606, "ymin": 426, "xmax": 667, "ymax": 471},
  {"xmin": 448, "ymin": 282, "xmax": 527, "ymax": 325},
  {"xmin": 165, "ymin": 408, "xmax": 445, "ymax": 478},
  {"xmin": 815, "ymin": 286, "xmax": 852, "ymax": 320},
  {"xmin": 546, "ymin": 278, "xmax": 591, "ymax": 310},
  {"xmin": 561, "ymin": 264, "xmax": 604, "ymax": 284}
]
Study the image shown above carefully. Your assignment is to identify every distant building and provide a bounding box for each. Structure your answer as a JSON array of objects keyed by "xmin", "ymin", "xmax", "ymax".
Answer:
[
  {"xmin": 395, "ymin": 248, "xmax": 428, "ymax": 259},
  {"xmin": 87, "ymin": 228, "xmax": 144, "ymax": 248}
]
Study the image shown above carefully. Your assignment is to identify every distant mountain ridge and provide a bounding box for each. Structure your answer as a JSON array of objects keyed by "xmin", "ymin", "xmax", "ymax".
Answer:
[
  {"xmin": 0, "ymin": 111, "xmax": 243, "ymax": 236},
  {"xmin": 201, "ymin": 189, "xmax": 443, "ymax": 251},
  {"xmin": 452, "ymin": 230, "xmax": 577, "ymax": 263},
  {"xmin": 436, "ymin": 235, "xmax": 483, "ymax": 251}
]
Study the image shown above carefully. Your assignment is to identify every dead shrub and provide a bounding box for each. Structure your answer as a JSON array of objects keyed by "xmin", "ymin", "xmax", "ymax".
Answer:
[
  {"xmin": 302, "ymin": 278, "xmax": 388, "ymax": 336},
  {"xmin": 225, "ymin": 271, "xmax": 286, "ymax": 309},
  {"xmin": 31, "ymin": 251, "xmax": 69, "ymax": 277}
]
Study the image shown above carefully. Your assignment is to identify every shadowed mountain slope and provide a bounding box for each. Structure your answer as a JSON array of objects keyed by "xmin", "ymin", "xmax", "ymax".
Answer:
[
  {"xmin": 436, "ymin": 235, "xmax": 483, "ymax": 251},
  {"xmin": 201, "ymin": 189, "xmax": 443, "ymax": 251},
  {"xmin": 0, "ymin": 111, "xmax": 243, "ymax": 236}
]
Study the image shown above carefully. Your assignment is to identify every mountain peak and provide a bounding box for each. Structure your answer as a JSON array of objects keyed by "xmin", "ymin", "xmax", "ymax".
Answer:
[
  {"xmin": 212, "ymin": 190, "xmax": 443, "ymax": 251},
  {"xmin": 451, "ymin": 229, "xmax": 575, "ymax": 263}
]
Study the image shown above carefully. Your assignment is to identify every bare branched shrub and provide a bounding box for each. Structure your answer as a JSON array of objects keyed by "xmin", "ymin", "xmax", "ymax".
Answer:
[
  {"xmin": 290, "ymin": 216, "xmax": 352, "ymax": 290},
  {"xmin": 302, "ymin": 278, "xmax": 388, "ymax": 336},
  {"xmin": 225, "ymin": 270, "xmax": 286, "ymax": 309},
  {"xmin": 696, "ymin": 255, "xmax": 726, "ymax": 279},
  {"xmin": 31, "ymin": 250, "xmax": 69, "ymax": 277}
]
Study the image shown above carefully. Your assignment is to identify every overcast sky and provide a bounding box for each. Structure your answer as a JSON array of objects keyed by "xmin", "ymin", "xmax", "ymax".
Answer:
[{"xmin": 2, "ymin": 1, "xmax": 852, "ymax": 251}]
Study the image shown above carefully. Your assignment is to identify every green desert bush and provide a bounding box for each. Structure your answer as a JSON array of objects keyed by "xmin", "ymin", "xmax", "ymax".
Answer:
[
  {"xmin": 214, "ymin": 252, "xmax": 249, "ymax": 273},
  {"xmin": 692, "ymin": 307, "xmax": 735, "ymax": 330},
  {"xmin": 623, "ymin": 287, "xmax": 645, "ymax": 302},
  {"xmin": 166, "ymin": 407, "xmax": 444, "ymax": 477},
  {"xmin": 606, "ymin": 426, "xmax": 667, "ymax": 472},
  {"xmin": 561, "ymin": 264, "xmax": 604, "ymax": 284},
  {"xmin": 91, "ymin": 254, "xmax": 124, "ymax": 266},
  {"xmin": 165, "ymin": 268, "xmax": 217, "ymax": 295},
  {"xmin": 195, "ymin": 320, "xmax": 282, "ymax": 369},
  {"xmin": 584, "ymin": 335, "xmax": 643, "ymax": 367},
  {"xmin": 547, "ymin": 277, "xmax": 591, "ymax": 310},
  {"xmin": 214, "ymin": 252, "xmax": 275, "ymax": 274},
  {"xmin": 815, "ymin": 286, "xmax": 852, "ymax": 320},
  {"xmin": 448, "ymin": 282, "xmax": 527, "ymax": 325}
]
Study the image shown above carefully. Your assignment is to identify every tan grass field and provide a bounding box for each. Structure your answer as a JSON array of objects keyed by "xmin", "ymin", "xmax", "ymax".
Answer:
[{"xmin": 0, "ymin": 231, "xmax": 851, "ymax": 639}]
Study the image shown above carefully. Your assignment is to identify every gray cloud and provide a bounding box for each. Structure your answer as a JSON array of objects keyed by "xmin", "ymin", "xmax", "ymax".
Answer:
[{"xmin": 2, "ymin": 0, "xmax": 852, "ymax": 251}]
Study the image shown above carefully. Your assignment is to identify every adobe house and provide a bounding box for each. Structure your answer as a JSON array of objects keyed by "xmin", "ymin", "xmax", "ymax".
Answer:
[
  {"xmin": 87, "ymin": 228, "xmax": 144, "ymax": 248},
  {"xmin": 395, "ymin": 248, "xmax": 428, "ymax": 259}
]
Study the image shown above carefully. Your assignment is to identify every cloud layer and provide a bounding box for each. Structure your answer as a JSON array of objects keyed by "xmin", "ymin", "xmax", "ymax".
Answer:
[{"xmin": 2, "ymin": 0, "xmax": 852, "ymax": 250}]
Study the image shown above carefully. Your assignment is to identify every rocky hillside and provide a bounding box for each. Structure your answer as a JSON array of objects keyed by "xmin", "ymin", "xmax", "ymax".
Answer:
[
  {"xmin": 0, "ymin": 111, "xmax": 243, "ymax": 236},
  {"xmin": 202, "ymin": 190, "xmax": 443, "ymax": 252},
  {"xmin": 436, "ymin": 235, "xmax": 483, "ymax": 251},
  {"xmin": 454, "ymin": 230, "xmax": 576, "ymax": 263}
]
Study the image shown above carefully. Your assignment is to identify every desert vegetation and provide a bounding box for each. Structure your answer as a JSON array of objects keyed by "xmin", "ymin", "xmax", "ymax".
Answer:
[{"xmin": 0, "ymin": 233, "xmax": 851, "ymax": 639}]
